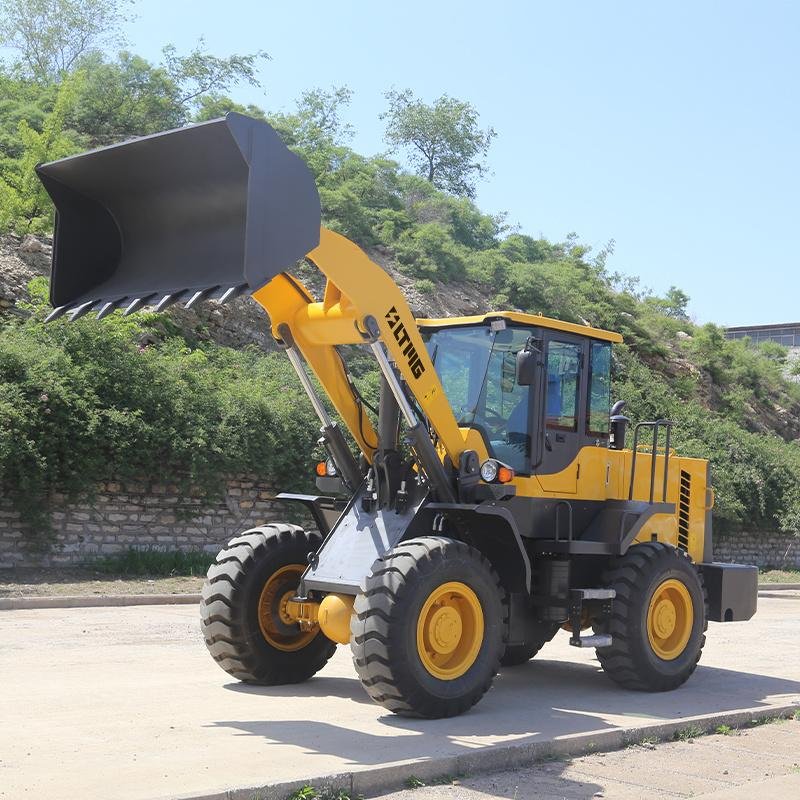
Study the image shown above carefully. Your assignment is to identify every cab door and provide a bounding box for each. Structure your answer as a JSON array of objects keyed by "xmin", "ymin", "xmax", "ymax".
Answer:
[{"xmin": 535, "ymin": 333, "xmax": 584, "ymax": 493}]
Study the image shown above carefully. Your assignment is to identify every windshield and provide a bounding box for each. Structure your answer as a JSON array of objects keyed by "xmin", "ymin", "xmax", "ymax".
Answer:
[{"xmin": 422, "ymin": 324, "xmax": 533, "ymax": 473}]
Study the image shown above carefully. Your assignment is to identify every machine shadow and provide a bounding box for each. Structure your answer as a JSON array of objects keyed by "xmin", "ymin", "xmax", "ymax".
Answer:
[
  {"xmin": 223, "ymin": 675, "xmax": 375, "ymax": 706},
  {"xmin": 211, "ymin": 657, "xmax": 800, "ymax": 768}
]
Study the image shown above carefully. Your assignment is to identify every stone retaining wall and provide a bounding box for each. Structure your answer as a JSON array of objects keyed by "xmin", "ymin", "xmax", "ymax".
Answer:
[
  {"xmin": 0, "ymin": 477, "xmax": 310, "ymax": 568},
  {"xmin": 1, "ymin": 476, "xmax": 798, "ymax": 570},
  {"xmin": 712, "ymin": 529, "xmax": 800, "ymax": 569}
]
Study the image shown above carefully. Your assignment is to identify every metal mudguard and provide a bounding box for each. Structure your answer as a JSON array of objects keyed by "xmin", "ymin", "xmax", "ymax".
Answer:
[
  {"xmin": 301, "ymin": 486, "xmax": 428, "ymax": 595},
  {"xmin": 699, "ymin": 562, "xmax": 758, "ymax": 622}
]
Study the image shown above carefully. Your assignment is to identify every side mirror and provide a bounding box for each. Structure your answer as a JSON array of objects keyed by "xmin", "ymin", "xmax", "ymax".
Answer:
[{"xmin": 516, "ymin": 349, "xmax": 538, "ymax": 386}]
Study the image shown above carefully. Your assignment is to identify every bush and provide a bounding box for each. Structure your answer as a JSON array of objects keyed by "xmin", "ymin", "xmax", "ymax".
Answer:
[
  {"xmin": 91, "ymin": 548, "xmax": 215, "ymax": 577},
  {"xmin": 0, "ymin": 284, "xmax": 319, "ymax": 550}
]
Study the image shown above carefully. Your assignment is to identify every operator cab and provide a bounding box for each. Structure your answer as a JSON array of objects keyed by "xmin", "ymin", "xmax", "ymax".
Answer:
[{"xmin": 419, "ymin": 312, "xmax": 622, "ymax": 478}]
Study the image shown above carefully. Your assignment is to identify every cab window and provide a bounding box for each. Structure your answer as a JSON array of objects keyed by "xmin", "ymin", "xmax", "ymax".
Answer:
[
  {"xmin": 587, "ymin": 341, "xmax": 611, "ymax": 436},
  {"xmin": 546, "ymin": 341, "xmax": 580, "ymax": 431}
]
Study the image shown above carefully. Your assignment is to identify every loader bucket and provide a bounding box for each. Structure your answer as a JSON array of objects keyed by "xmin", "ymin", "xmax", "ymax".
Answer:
[{"xmin": 35, "ymin": 112, "xmax": 321, "ymax": 319}]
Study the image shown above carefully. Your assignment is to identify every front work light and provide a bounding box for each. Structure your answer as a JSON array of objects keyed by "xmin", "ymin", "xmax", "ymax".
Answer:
[
  {"xmin": 479, "ymin": 459, "xmax": 515, "ymax": 484},
  {"xmin": 480, "ymin": 460, "xmax": 498, "ymax": 482}
]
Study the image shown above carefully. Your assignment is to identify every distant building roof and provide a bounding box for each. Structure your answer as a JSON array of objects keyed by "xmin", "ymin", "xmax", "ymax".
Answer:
[{"xmin": 725, "ymin": 322, "xmax": 800, "ymax": 347}]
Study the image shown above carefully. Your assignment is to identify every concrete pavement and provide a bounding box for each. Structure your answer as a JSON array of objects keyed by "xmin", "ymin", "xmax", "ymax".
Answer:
[
  {"xmin": 0, "ymin": 594, "xmax": 798, "ymax": 800},
  {"xmin": 373, "ymin": 718, "xmax": 800, "ymax": 799}
]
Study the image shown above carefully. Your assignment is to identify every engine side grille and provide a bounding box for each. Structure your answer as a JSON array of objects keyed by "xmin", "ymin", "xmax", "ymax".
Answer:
[{"xmin": 678, "ymin": 470, "xmax": 691, "ymax": 551}]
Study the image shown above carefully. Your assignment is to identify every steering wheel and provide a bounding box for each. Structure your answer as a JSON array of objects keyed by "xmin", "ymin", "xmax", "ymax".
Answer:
[{"xmin": 462, "ymin": 407, "xmax": 506, "ymax": 437}]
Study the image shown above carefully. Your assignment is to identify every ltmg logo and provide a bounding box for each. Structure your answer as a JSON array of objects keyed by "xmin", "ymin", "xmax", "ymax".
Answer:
[{"xmin": 385, "ymin": 306, "xmax": 426, "ymax": 379}]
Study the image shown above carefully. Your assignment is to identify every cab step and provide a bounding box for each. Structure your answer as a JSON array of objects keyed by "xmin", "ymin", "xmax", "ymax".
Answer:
[
  {"xmin": 568, "ymin": 587, "xmax": 615, "ymax": 648},
  {"xmin": 570, "ymin": 633, "xmax": 612, "ymax": 648}
]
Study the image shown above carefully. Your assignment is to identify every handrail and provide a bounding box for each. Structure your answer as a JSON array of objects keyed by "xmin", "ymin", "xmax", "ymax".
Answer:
[
  {"xmin": 628, "ymin": 420, "xmax": 673, "ymax": 503},
  {"xmin": 554, "ymin": 500, "xmax": 574, "ymax": 542}
]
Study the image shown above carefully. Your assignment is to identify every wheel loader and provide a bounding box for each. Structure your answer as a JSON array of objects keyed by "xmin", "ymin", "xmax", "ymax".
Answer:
[{"xmin": 36, "ymin": 113, "xmax": 757, "ymax": 718}]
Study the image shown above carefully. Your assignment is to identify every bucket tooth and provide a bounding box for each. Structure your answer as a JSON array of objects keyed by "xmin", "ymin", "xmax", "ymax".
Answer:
[
  {"xmin": 123, "ymin": 295, "xmax": 156, "ymax": 316},
  {"xmin": 218, "ymin": 284, "xmax": 247, "ymax": 305},
  {"xmin": 68, "ymin": 301, "xmax": 97, "ymax": 321},
  {"xmin": 185, "ymin": 287, "xmax": 217, "ymax": 310},
  {"xmin": 45, "ymin": 306, "xmax": 68, "ymax": 323},
  {"xmin": 96, "ymin": 299, "xmax": 122, "ymax": 320},
  {"xmin": 154, "ymin": 293, "xmax": 184, "ymax": 313}
]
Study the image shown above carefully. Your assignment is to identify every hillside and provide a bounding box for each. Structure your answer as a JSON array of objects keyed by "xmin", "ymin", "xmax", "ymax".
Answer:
[{"xmin": 2, "ymin": 56, "xmax": 800, "ymax": 547}]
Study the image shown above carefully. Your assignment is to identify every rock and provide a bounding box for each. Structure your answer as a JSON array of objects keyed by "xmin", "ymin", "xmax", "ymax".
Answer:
[{"xmin": 18, "ymin": 235, "xmax": 45, "ymax": 254}]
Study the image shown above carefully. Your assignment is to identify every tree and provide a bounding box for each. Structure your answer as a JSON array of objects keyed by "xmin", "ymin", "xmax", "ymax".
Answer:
[
  {"xmin": 269, "ymin": 86, "xmax": 354, "ymax": 180},
  {"xmin": 381, "ymin": 89, "xmax": 496, "ymax": 199},
  {"xmin": 193, "ymin": 93, "xmax": 267, "ymax": 123},
  {"xmin": 68, "ymin": 44, "xmax": 269, "ymax": 146},
  {"xmin": 0, "ymin": 71, "xmax": 82, "ymax": 232},
  {"xmin": 68, "ymin": 51, "xmax": 183, "ymax": 146},
  {"xmin": 0, "ymin": 0, "xmax": 129, "ymax": 80},
  {"xmin": 161, "ymin": 40, "xmax": 268, "ymax": 110}
]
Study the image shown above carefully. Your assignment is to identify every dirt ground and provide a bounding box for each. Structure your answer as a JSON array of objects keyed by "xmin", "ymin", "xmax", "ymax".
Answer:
[
  {"xmin": 0, "ymin": 566, "xmax": 203, "ymax": 597},
  {"xmin": 0, "ymin": 567, "xmax": 793, "ymax": 599},
  {"xmin": 759, "ymin": 569, "xmax": 800, "ymax": 583}
]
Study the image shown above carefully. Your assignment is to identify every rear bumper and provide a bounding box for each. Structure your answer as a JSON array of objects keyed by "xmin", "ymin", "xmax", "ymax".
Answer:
[{"xmin": 698, "ymin": 562, "xmax": 758, "ymax": 622}]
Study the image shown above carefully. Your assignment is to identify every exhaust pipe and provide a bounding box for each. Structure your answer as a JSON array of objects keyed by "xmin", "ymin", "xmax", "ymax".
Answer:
[{"xmin": 35, "ymin": 113, "xmax": 321, "ymax": 320}]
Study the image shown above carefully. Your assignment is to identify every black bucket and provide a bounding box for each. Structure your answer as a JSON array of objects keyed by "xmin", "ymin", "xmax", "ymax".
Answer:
[{"xmin": 36, "ymin": 113, "xmax": 321, "ymax": 319}]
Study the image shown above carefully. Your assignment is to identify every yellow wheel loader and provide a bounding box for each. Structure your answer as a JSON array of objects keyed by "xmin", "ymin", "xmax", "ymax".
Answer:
[{"xmin": 36, "ymin": 114, "xmax": 758, "ymax": 718}]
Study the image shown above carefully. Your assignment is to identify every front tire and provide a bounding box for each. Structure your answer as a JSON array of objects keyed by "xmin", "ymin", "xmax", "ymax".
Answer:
[
  {"xmin": 200, "ymin": 524, "xmax": 336, "ymax": 685},
  {"xmin": 351, "ymin": 537, "xmax": 504, "ymax": 718},
  {"xmin": 595, "ymin": 542, "xmax": 707, "ymax": 691}
]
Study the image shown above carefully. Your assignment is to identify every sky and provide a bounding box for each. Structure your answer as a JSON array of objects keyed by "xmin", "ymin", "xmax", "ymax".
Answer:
[{"xmin": 114, "ymin": 2, "xmax": 798, "ymax": 325}]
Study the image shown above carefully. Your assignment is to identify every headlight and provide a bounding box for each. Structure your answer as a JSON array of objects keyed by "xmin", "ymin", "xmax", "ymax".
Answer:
[
  {"xmin": 480, "ymin": 460, "xmax": 499, "ymax": 482},
  {"xmin": 325, "ymin": 458, "xmax": 337, "ymax": 476},
  {"xmin": 480, "ymin": 459, "xmax": 515, "ymax": 484}
]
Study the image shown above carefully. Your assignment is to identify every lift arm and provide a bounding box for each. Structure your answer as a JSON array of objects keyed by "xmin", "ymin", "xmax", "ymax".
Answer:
[{"xmin": 253, "ymin": 227, "xmax": 466, "ymax": 467}]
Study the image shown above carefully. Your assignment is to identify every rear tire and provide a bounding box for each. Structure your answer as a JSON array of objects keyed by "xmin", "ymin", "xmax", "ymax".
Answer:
[
  {"xmin": 594, "ymin": 542, "xmax": 707, "ymax": 691},
  {"xmin": 351, "ymin": 537, "xmax": 504, "ymax": 718},
  {"xmin": 200, "ymin": 524, "xmax": 336, "ymax": 685},
  {"xmin": 500, "ymin": 621, "xmax": 559, "ymax": 666}
]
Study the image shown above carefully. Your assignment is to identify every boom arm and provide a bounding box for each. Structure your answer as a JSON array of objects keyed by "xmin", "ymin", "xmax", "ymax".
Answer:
[{"xmin": 253, "ymin": 228, "xmax": 466, "ymax": 467}]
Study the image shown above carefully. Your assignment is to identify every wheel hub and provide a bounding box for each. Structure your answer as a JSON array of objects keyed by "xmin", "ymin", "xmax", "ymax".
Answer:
[
  {"xmin": 429, "ymin": 606, "xmax": 463, "ymax": 654},
  {"xmin": 416, "ymin": 581, "xmax": 484, "ymax": 680},
  {"xmin": 646, "ymin": 578, "xmax": 694, "ymax": 661},
  {"xmin": 652, "ymin": 598, "xmax": 677, "ymax": 638},
  {"xmin": 257, "ymin": 564, "xmax": 317, "ymax": 652}
]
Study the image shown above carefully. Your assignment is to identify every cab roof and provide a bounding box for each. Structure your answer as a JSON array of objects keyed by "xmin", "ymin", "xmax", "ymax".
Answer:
[{"xmin": 415, "ymin": 310, "xmax": 623, "ymax": 344}]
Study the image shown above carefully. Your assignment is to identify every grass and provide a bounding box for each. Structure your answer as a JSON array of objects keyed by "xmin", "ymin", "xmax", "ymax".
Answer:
[
  {"xmin": 758, "ymin": 569, "xmax": 800, "ymax": 584},
  {"xmin": 673, "ymin": 724, "xmax": 704, "ymax": 742},
  {"xmin": 286, "ymin": 787, "xmax": 362, "ymax": 800},
  {"xmin": 715, "ymin": 724, "xmax": 732, "ymax": 735},
  {"xmin": 404, "ymin": 774, "xmax": 460, "ymax": 789},
  {"xmin": 90, "ymin": 547, "xmax": 215, "ymax": 577}
]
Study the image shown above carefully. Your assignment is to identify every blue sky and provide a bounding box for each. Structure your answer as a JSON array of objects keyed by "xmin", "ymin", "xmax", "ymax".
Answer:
[{"xmin": 117, "ymin": 2, "xmax": 796, "ymax": 325}]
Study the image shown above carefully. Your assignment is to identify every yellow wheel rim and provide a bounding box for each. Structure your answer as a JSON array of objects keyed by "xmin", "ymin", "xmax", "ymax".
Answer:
[
  {"xmin": 416, "ymin": 581, "xmax": 484, "ymax": 680},
  {"xmin": 257, "ymin": 564, "xmax": 316, "ymax": 652},
  {"xmin": 646, "ymin": 578, "xmax": 694, "ymax": 660}
]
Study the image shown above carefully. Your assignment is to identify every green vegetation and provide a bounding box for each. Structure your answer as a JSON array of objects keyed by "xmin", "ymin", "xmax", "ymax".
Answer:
[
  {"xmin": 673, "ymin": 724, "xmax": 704, "ymax": 741},
  {"xmin": 286, "ymin": 787, "xmax": 361, "ymax": 800},
  {"xmin": 715, "ymin": 724, "xmax": 732, "ymax": 735},
  {"xmin": 759, "ymin": 569, "xmax": 800, "ymax": 583},
  {"xmin": 91, "ymin": 548, "xmax": 214, "ymax": 577},
  {"xmin": 2, "ymin": 0, "xmax": 800, "ymax": 551},
  {"xmin": 0, "ymin": 281, "xmax": 318, "ymax": 549}
]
